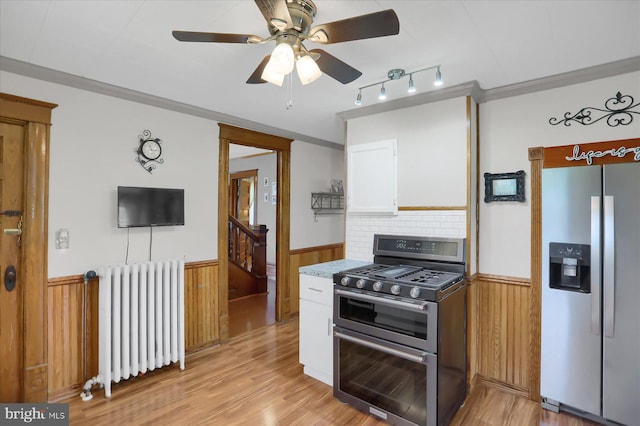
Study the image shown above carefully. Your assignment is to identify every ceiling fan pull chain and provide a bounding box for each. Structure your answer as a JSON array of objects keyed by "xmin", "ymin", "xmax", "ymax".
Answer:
[{"xmin": 286, "ymin": 72, "xmax": 294, "ymax": 109}]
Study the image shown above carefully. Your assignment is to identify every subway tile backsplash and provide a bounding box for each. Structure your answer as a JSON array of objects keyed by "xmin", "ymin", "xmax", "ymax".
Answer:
[{"xmin": 345, "ymin": 210, "xmax": 467, "ymax": 261}]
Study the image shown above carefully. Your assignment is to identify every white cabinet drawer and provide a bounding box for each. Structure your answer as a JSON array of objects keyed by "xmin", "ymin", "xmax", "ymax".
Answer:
[{"xmin": 299, "ymin": 274, "xmax": 333, "ymax": 306}]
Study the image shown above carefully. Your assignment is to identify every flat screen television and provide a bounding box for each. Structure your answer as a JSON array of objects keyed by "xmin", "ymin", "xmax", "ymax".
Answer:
[{"xmin": 117, "ymin": 186, "xmax": 184, "ymax": 228}]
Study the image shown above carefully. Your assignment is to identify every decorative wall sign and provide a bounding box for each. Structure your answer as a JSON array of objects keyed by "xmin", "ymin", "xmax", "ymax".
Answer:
[
  {"xmin": 543, "ymin": 138, "xmax": 640, "ymax": 169},
  {"xmin": 484, "ymin": 170, "xmax": 525, "ymax": 202},
  {"xmin": 549, "ymin": 92, "xmax": 639, "ymax": 127},
  {"xmin": 135, "ymin": 129, "xmax": 164, "ymax": 173}
]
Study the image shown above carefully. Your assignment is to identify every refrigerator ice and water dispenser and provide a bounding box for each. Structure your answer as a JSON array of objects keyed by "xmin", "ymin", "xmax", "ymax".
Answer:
[{"xmin": 548, "ymin": 242, "xmax": 590, "ymax": 293}]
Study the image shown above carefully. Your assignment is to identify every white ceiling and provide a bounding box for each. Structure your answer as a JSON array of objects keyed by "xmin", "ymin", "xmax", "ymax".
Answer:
[{"xmin": 1, "ymin": 1, "xmax": 639, "ymax": 145}]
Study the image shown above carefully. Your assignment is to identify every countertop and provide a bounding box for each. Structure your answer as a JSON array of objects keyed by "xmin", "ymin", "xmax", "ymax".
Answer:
[{"xmin": 299, "ymin": 259, "xmax": 370, "ymax": 280}]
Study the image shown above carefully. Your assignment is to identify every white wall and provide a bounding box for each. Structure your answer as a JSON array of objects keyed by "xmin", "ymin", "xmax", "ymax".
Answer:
[
  {"xmin": 479, "ymin": 71, "xmax": 640, "ymax": 278},
  {"xmin": 229, "ymin": 152, "xmax": 277, "ymax": 263},
  {"xmin": 1, "ymin": 70, "xmax": 347, "ymax": 278},
  {"xmin": 290, "ymin": 141, "xmax": 345, "ymax": 249},
  {"xmin": 0, "ymin": 71, "xmax": 219, "ymax": 277}
]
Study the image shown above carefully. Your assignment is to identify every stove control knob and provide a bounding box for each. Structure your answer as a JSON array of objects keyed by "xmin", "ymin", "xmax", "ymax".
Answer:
[
  {"xmin": 390, "ymin": 284, "xmax": 401, "ymax": 296},
  {"xmin": 356, "ymin": 279, "xmax": 366, "ymax": 289},
  {"xmin": 410, "ymin": 287, "xmax": 421, "ymax": 299},
  {"xmin": 340, "ymin": 277, "xmax": 349, "ymax": 286},
  {"xmin": 373, "ymin": 281, "xmax": 383, "ymax": 292}
]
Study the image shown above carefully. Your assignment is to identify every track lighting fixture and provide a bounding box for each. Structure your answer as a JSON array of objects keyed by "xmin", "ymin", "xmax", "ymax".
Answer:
[{"xmin": 354, "ymin": 64, "xmax": 443, "ymax": 106}]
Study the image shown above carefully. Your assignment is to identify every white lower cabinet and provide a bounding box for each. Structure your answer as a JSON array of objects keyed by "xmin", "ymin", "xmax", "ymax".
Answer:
[{"xmin": 299, "ymin": 274, "xmax": 333, "ymax": 386}]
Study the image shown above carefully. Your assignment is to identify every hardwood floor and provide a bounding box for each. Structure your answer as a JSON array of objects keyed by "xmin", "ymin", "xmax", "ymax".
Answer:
[
  {"xmin": 228, "ymin": 273, "xmax": 276, "ymax": 338},
  {"xmin": 64, "ymin": 317, "xmax": 596, "ymax": 426}
]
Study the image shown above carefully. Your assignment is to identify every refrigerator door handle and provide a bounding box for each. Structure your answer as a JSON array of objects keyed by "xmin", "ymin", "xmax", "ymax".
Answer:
[
  {"xmin": 591, "ymin": 196, "xmax": 601, "ymax": 335},
  {"xmin": 604, "ymin": 195, "xmax": 615, "ymax": 338}
]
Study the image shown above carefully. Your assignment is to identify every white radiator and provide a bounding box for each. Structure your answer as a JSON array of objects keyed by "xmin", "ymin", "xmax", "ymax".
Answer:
[{"xmin": 98, "ymin": 260, "xmax": 185, "ymax": 397}]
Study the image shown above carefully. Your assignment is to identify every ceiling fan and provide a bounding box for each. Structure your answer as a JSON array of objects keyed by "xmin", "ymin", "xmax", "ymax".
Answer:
[{"xmin": 172, "ymin": 0, "xmax": 399, "ymax": 86}]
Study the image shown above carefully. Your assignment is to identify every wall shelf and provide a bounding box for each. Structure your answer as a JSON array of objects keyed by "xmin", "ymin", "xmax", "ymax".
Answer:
[{"xmin": 311, "ymin": 192, "xmax": 344, "ymax": 215}]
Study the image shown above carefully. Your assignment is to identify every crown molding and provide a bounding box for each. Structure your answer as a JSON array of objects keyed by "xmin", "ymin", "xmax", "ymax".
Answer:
[
  {"xmin": 3, "ymin": 55, "xmax": 638, "ymax": 144},
  {"xmin": 0, "ymin": 56, "xmax": 343, "ymax": 150},
  {"xmin": 483, "ymin": 56, "xmax": 640, "ymax": 102}
]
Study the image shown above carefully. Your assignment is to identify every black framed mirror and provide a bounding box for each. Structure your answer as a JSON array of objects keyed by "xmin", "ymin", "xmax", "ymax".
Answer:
[{"xmin": 484, "ymin": 170, "xmax": 525, "ymax": 202}]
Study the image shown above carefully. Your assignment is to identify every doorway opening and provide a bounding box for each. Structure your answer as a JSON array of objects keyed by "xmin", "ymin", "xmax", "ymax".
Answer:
[
  {"xmin": 227, "ymin": 156, "xmax": 275, "ymax": 337},
  {"xmin": 217, "ymin": 124, "xmax": 292, "ymax": 342}
]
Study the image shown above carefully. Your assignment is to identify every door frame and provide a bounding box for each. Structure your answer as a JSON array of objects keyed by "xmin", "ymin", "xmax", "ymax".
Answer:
[
  {"xmin": 0, "ymin": 92, "xmax": 56, "ymax": 401},
  {"xmin": 217, "ymin": 124, "xmax": 292, "ymax": 341}
]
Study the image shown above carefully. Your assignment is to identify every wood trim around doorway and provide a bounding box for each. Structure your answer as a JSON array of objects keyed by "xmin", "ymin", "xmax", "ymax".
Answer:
[
  {"xmin": 217, "ymin": 124, "xmax": 292, "ymax": 342},
  {"xmin": 528, "ymin": 146, "xmax": 543, "ymax": 402}
]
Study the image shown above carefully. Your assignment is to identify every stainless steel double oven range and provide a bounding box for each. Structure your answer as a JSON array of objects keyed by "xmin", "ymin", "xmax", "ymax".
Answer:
[{"xmin": 333, "ymin": 234, "xmax": 467, "ymax": 426}]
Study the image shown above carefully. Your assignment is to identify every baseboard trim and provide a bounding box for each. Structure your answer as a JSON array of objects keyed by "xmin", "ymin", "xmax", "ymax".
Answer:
[
  {"xmin": 48, "ymin": 384, "xmax": 82, "ymax": 403},
  {"xmin": 471, "ymin": 374, "xmax": 530, "ymax": 399}
]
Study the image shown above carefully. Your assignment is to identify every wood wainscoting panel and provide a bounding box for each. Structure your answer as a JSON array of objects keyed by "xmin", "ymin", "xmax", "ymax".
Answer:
[
  {"xmin": 473, "ymin": 274, "xmax": 531, "ymax": 394},
  {"xmin": 47, "ymin": 275, "xmax": 99, "ymax": 401},
  {"xmin": 47, "ymin": 260, "xmax": 218, "ymax": 401},
  {"xmin": 288, "ymin": 243, "xmax": 344, "ymax": 315},
  {"xmin": 184, "ymin": 261, "xmax": 219, "ymax": 350},
  {"xmin": 467, "ymin": 275, "xmax": 479, "ymax": 387}
]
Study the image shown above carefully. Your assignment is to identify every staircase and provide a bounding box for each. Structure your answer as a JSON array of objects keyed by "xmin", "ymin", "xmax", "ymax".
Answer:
[{"xmin": 228, "ymin": 216, "xmax": 268, "ymax": 300}]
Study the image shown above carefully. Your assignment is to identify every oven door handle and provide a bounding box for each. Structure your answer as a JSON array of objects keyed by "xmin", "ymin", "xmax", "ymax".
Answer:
[
  {"xmin": 334, "ymin": 331, "xmax": 427, "ymax": 364},
  {"xmin": 335, "ymin": 288, "xmax": 429, "ymax": 312}
]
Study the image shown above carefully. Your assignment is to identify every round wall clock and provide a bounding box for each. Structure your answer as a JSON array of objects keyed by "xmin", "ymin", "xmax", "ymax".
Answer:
[
  {"xmin": 135, "ymin": 129, "xmax": 164, "ymax": 173},
  {"xmin": 141, "ymin": 138, "xmax": 162, "ymax": 160}
]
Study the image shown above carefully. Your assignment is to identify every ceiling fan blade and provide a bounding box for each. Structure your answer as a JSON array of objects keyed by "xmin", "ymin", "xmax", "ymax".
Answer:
[
  {"xmin": 310, "ymin": 9, "xmax": 399, "ymax": 44},
  {"xmin": 310, "ymin": 49, "xmax": 362, "ymax": 84},
  {"xmin": 172, "ymin": 30, "xmax": 255, "ymax": 44},
  {"xmin": 246, "ymin": 55, "xmax": 271, "ymax": 84},
  {"xmin": 254, "ymin": 0, "xmax": 293, "ymax": 30}
]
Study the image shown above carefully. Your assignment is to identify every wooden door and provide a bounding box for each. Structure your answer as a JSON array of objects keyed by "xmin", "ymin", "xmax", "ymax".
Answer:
[
  {"xmin": 229, "ymin": 170, "xmax": 257, "ymax": 226},
  {"xmin": 0, "ymin": 93, "xmax": 55, "ymax": 402},
  {"xmin": 0, "ymin": 120, "xmax": 25, "ymax": 402},
  {"xmin": 237, "ymin": 178, "xmax": 252, "ymax": 225}
]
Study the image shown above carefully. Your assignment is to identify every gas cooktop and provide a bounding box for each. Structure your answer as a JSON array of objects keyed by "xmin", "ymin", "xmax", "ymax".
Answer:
[{"xmin": 333, "ymin": 263, "xmax": 464, "ymax": 301}]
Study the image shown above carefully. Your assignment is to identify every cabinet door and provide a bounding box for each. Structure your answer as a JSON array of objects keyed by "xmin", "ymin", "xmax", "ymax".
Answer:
[
  {"xmin": 299, "ymin": 299, "xmax": 333, "ymax": 385},
  {"xmin": 347, "ymin": 139, "xmax": 397, "ymax": 214}
]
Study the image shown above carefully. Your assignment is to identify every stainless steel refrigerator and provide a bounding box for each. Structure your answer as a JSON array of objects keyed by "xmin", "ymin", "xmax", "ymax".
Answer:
[{"xmin": 541, "ymin": 162, "xmax": 639, "ymax": 425}]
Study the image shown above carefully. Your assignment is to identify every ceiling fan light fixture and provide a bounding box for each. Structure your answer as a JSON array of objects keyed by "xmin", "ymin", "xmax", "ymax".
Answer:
[
  {"xmin": 269, "ymin": 42, "xmax": 295, "ymax": 75},
  {"xmin": 261, "ymin": 61, "xmax": 285, "ymax": 86},
  {"xmin": 434, "ymin": 66, "xmax": 443, "ymax": 86},
  {"xmin": 296, "ymin": 54, "xmax": 322, "ymax": 85}
]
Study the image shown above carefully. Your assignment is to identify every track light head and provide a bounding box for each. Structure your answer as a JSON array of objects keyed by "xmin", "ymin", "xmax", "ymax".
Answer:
[
  {"xmin": 355, "ymin": 91, "xmax": 362, "ymax": 105},
  {"xmin": 434, "ymin": 66, "xmax": 443, "ymax": 86},
  {"xmin": 378, "ymin": 83, "xmax": 387, "ymax": 100},
  {"xmin": 408, "ymin": 74, "xmax": 416, "ymax": 93}
]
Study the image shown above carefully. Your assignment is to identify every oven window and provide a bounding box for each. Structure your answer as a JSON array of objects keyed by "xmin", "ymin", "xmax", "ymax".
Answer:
[
  {"xmin": 338, "ymin": 338, "xmax": 427, "ymax": 425},
  {"xmin": 339, "ymin": 296, "xmax": 427, "ymax": 339}
]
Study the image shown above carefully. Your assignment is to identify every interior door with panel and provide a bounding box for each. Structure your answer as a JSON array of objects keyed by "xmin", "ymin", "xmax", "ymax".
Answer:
[{"xmin": 0, "ymin": 120, "xmax": 25, "ymax": 402}]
